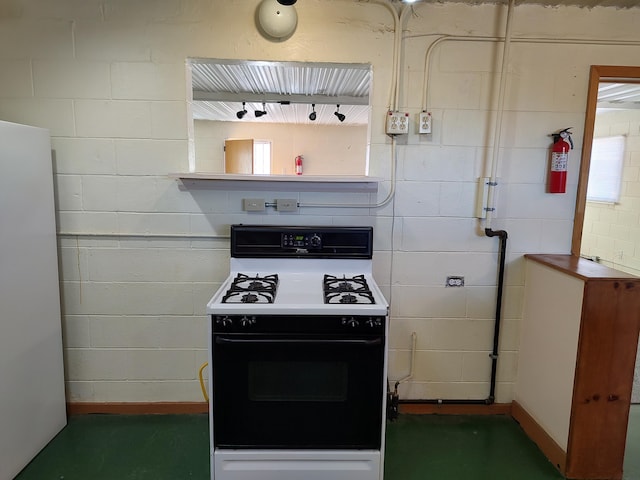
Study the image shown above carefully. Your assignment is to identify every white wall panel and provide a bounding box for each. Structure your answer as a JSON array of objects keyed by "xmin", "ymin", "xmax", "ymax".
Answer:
[{"xmin": 0, "ymin": 121, "xmax": 66, "ymax": 479}]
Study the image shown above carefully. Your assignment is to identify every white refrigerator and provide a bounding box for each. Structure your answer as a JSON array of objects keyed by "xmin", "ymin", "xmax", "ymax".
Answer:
[{"xmin": 0, "ymin": 121, "xmax": 67, "ymax": 479}]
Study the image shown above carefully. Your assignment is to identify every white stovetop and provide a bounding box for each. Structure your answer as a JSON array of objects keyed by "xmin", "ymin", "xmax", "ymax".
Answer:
[{"xmin": 206, "ymin": 258, "xmax": 388, "ymax": 316}]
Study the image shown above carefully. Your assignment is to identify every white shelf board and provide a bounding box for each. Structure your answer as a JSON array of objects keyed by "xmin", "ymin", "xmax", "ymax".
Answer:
[{"xmin": 170, "ymin": 173, "xmax": 381, "ymax": 192}]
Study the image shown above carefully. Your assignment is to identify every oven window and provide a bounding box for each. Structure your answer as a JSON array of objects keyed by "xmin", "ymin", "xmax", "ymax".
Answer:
[
  {"xmin": 212, "ymin": 331, "xmax": 384, "ymax": 449},
  {"xmin": 249, "ymin": 361, "xmax": 347, "ymax": 402}
]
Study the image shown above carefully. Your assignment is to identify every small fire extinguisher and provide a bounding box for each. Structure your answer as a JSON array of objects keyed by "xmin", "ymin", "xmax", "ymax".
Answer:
[
  {"xmin": 548, "ymin": 127, "xmax": 573, "ymax": 194},
  {"xmin": 295, "ymin": 155, "xmax": 303, "ymax": 175}
]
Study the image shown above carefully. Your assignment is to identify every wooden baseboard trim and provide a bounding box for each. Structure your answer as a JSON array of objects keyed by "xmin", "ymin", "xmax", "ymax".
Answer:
[
  {"xmin": 67, "ymin": 402, "xmax": 208, "ymax": 415},
  {"xmin": 511, "ymin": 401, "xmax": 566, "ymax": 474},
  {"xmin": 399, "ymin": 402, "xmax": 512, "ymax": 415}
]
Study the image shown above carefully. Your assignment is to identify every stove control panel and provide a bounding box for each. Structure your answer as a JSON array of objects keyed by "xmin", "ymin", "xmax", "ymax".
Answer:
[
  {"xmin": 212, "ymin": 315, "xmax": 385, "ymax": 334},
  {"xmin": 231, "ymin": 225, "xmax": 373, "ymax": 259},
  {"xmin": 281, "ymin": 232, "xmax": 322, "ymax": 249}
]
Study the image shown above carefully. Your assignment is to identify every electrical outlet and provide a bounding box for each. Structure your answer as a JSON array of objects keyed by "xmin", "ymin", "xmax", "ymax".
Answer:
[
  {"xmin": 242, "ymin": 198, "xmax": 265, "ymax": 211},
  {"xmin": 276, "ymin": 198, "xmax": 298, "ymax": 212},
  {"xmin": 446, "ymin": 276, "xmax": 465, "ymax": 287},
  {"xmin": 418, "ymin": 112, "xmax": 432, "ymax": 134},
  {"xmin": 385, "ymin": 111, "xmax": 409, "ymax": 135}
]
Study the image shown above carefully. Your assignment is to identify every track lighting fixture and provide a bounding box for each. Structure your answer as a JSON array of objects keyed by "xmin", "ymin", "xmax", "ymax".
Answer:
[
  {"xmin": 334, "ymin": 104, "xmax": 345, "ymax": 122},
  {"xmin": 308, "ymin": 104, "xmax": 316, "ymax": 121},
  {"xmin": 236, "ymin": 102, "xmax": 247, "ymax": 119},
  {"xmin": 254, "ymin": 102, "xmax": 267, "ymax": 118}
]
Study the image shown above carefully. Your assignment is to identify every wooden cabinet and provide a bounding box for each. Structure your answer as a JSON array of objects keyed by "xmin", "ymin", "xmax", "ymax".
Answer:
[{"xmin": 515, "ymin": 254, "xmax": 640, "ymax": 480}]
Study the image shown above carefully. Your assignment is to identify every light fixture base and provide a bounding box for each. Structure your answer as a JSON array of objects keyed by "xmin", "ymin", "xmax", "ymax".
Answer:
[{"xmin": 257, "ymin": 0, "xmax": 298, "ymax": 41}]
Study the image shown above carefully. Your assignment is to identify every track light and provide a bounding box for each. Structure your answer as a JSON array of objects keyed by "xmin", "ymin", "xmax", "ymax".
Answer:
[
  {"xmin": 334, "ymin": 104, "xmax": 345, "ymax": 122},
  {"xmin": 236, "ymin": 102, "xmax": 247, "ymax": 119},
  {"xmin": 309, "ymin": 104, "xmax": 316, "ymax": 121},
  {"xmin": 255, "ymin": 102, "xmax": 267, "ymax": 118}
]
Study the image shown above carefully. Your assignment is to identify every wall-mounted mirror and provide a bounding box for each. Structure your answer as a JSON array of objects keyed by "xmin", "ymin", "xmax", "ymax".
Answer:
[
  {"xmin": 186, "ymin": 59, "xmax": 372, "ymax": 176},
  {"xmin": 572, "ymin": 65, "xmax": 640, "ymax": 278}
]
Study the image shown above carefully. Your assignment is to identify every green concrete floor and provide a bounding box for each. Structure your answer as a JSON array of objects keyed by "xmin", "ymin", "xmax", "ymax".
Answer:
[{"xmin": 14, "ymin": 406, "xmax": 640, "ymax": 480}]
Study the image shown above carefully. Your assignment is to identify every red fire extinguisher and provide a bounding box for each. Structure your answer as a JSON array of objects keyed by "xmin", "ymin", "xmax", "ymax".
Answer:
[
  {"xmin": 548, "ymin": 127, "xmax": 573, "ymax": 194},
  {"xmin": 295, "ymin": 155, "xmax": 303, "ymax": 175}
]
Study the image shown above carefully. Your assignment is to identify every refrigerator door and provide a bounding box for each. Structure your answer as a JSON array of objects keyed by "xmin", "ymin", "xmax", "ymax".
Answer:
[{"xmin": 0, "ymin": 121, "xmax": 67, "ymax": 479}]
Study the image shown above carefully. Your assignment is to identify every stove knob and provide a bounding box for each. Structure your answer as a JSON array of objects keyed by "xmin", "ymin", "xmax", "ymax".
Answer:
[
  {"xmin": 240, "ymin": 316, "xmax": 256, "ymax": 328},
  {"xmin": 341, "ymin": 317, "xmax": 359, "ymax": 328},
  {"xmin": 309, "ymin": 234, "xmax": 321, "ymax": 247},
  {"xmin": 216, "ymin": 315, "xmax": 233, "ymax": 328},
  {"xmin": 366, "ymin": 317, "xmax": 382, "ymax": 328}
]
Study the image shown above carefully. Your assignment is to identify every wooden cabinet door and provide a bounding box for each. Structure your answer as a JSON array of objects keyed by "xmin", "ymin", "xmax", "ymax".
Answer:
[{"xmin": 225, "ymin": 139, "xmax": 254, "ymax": 174}]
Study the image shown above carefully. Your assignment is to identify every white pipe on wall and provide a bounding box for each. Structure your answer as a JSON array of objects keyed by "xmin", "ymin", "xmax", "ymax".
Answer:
[{"xmin": 485, "ymin": 0, "xmax": 515, "ymax": 230}]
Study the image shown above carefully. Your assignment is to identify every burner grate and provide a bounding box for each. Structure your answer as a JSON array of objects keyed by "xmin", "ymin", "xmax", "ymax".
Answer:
[
  {"xmin": 323, "ymin": 274, "xmax": 375, "ymax": 304},
  {"xmin": 222, "ymin": 273, "xmax": 279, "ymax": 303}
]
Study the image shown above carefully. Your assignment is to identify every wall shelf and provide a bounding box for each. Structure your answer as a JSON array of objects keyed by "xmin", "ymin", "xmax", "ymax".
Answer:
[{"xmin": 170, "ymin": 173, "xmax": 381, "ymax": 192}]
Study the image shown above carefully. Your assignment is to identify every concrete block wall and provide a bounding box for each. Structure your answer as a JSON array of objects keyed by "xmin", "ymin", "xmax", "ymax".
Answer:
[{"xmin": 1, "ymin": 0, "xmax": 639, "ymax": 404}]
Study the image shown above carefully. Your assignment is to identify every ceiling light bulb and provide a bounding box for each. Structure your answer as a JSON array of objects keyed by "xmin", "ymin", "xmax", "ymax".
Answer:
[
  {"xmin": 255, "ymin": 102, "xmax": 267, "ymax": 118},
  {"xmin": 236, "ymin": 102, "xmax": 247, "ymax": 119},
  {"xmin": 257, "ymin": 0, "xmax": 298, "ymax": 40},
  {"xmin": 309, "ymin": 104, "xmax": 317, "ymax": 121},
  {"xmin": 334, "ymin": 105, "xmax": 345, "ymax": 122}
]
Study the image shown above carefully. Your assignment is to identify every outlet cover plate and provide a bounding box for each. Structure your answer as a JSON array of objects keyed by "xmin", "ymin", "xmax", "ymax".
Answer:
[
  {"xmin": 418, "ymin": 112, "xmax": 432, "ymax": 134},
  {"xmin": 446, "ymin": 276, "xmax": 465, "ymax": 287},
  {"xmin": 386, "ymin": 111, "xmax": 409, "ymax": 135}
]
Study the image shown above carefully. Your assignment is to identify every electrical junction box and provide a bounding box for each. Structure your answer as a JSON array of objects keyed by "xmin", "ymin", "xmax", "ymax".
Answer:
[
  {"xmin": 418, "ymin": 112, "xmax": 432, "ymax": 134},
  {"xmin": 386, "ymin": 111, "xmax": 409, "ymax": 135},
  {"xmin": 243, "ymin": 198, "xmax": 265, "ymax": 211},
  {"xmin": 276, "ymin": 199, "xmax": 298, "ymax": 212}
]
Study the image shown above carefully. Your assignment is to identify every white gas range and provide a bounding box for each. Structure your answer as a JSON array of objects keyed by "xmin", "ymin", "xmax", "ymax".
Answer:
[{"xmin": 206, "ymin": 225, "xmax": 389, "ymax": 480}]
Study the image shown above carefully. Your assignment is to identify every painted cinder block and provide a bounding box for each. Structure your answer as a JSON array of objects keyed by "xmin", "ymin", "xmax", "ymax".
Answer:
[
  {"xmin": 51, "ymin": 138, "xmax": 117, "ymax": 175},
  {"xmin": 111, "ymin": 62, "xmax": 186, "ymax": 101},
  {"xmin": 33, "ymin": 60, "xmax": 111, "ymax": 99},
  {"xmin": 74, "ymin": 100, "xmax": 152, "ymax": 138}
]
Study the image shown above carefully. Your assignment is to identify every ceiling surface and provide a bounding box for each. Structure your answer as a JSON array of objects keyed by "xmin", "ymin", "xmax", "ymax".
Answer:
[
  {"xmin": 598, "ymin": 83, "xmax": 640, "ymax": 109},
  {"xmin": 403, "ymin": 0, "xmax": 640, "ymax": 7}
]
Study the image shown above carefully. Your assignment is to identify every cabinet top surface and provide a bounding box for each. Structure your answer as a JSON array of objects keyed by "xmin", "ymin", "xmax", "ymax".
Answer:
[{"xmin": 525, "ymin": 254, "xmax": 640, "ymax": 282}]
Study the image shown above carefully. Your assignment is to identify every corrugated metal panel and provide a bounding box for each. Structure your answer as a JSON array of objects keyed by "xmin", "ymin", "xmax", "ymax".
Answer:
[{"xmin": 191, "ymin": 60, "xmax": 370, "ymax": 102}]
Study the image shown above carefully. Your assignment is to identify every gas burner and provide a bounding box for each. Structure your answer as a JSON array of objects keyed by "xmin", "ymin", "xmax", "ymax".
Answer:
[
  {"xmin": 222, "ymin": 273, "xmax": 278, "ymax": 303},
  {"xmin": 323, "ymin": 274, "xmax": 375, "ymax": 304}
]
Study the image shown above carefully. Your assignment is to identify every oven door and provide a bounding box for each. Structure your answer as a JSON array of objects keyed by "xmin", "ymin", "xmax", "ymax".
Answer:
[{"xmin": 212, "ymin": 332, "xmax": 384, "ymax": 450}]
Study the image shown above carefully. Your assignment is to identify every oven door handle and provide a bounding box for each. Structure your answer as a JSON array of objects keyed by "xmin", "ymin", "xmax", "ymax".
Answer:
[{"xmin": 215, "ymin": 336, "xmax": 382, "ymax": 346}]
